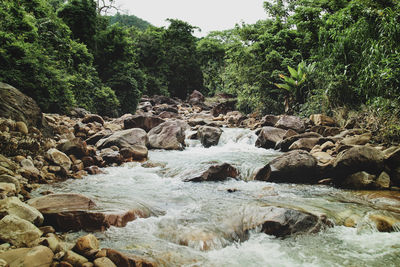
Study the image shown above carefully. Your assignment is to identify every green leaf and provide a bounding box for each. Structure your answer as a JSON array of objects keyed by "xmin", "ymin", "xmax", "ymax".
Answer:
[
  {"xmin": 288, "ymin": 66, "xmax": 298, "ymax": 79},
  {"xmin": 275, "ymin": 83, "xmax": 291, "ymax": 91}
]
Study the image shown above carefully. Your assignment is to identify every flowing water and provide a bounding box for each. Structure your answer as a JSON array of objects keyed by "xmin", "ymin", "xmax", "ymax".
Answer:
[{"xmin": 35, "ymin": 128, "xmax": 400, "ymax": 266}]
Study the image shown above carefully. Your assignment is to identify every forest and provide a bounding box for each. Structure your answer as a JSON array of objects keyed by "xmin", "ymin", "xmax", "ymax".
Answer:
[{"xmin": 1, "ymin": 0, "xmax": 400, "ymax": 140}]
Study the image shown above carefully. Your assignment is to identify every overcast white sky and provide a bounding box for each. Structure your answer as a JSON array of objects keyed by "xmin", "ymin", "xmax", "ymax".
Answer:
[{"xmin": 115, "ymin": 0, "xmax": 267, "ymax": 36}]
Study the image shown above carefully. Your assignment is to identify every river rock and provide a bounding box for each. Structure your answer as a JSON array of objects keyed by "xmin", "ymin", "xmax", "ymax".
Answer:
[
  {"xmin": 252, "ymin": 165, "xmax": 272, "ymax": 181},
  {"xmin": 102, "ymin": 249, "xmax": 156, "ymax": 267},
  {"xmin": 333, "ymin": 146, "xmax": 384, "ymax": 177},
  {"xmin": 0, "ymin": 197, "xmax": 43, "ymax": 225},
  {"xmin": 276, "ymin": 132, "xmax": 322, "ymax": 152},
  {"xmin": 0, "ymin": 83, "xmax": 46, "ymax": 129},
  {"xmin": 57, "ymin": 138, "xmax": 88, "ymax": 158},
  {"xmin": 27, "ymin": 193, "xmax": 96, "ymax": 213},
  {"xmin": 197, "ymin": 126, "xmax": 223, "ymax": 148},
  {"xmin": 340, "ymin": 133, "xmax": 371, "ymax": 146},
  {"xmin": 260, "ymin": 115, "xmax": 280, "ymax": 127},
  {"xmin": 255, "ymin": 127, "xmax": 287, "ymax": 149},
  {"xmin": 267, "ymin": 150, "xmax": 318, "ymax": 183},
  {"xmin": 0, "ymin": 183, "xmax": 16, "ymax": 197},
  {"xmin": 120, "ymin": 145, "xmax": 148, "ymax": 161},
  {"xmin": 288, "ymin": 137, "xmax": 320, "ymax": 152},
  {"xmin": 96, "ymin": 128, "xmax": 148, "ymax": 150},
  {"xmin": 148, "ymin": 120, "xmax": 189, "ymax": 150},
  {"xmin": 42, "ymin": 209, "xmax": 150, "ymax": 232},
  {"xmin": 0, "ymin": 175, "xmax": 20, "ymax": 193},
  {"xmin": 339, "ymin": 171, "xmax": 376, "ymax": 189},
  {"xmin": 73, "ymin": 234, "xmax": 99, "ymax": 258},
  {"xmin": 123, "ymin": 115, "xmax": 165, "ymax": 132},
  {"xmin": 211, "ymin": 100, "xmax": 236, "ymax": 117},
  {"xmin": 46, "ymin": 148, "xmax": 72, "ymax": 171},
  {"xmin": 94, "ymin": 257, "xmax": 117, "ymax": 267},
  {"xmin": 15, "ymin": 121, "xmax": 28, "ymax": 135},
  {"xmin": 63, "ymin": 250, "xmax": 89, "ymax": 266},
  {"xmin": 85, "ymin": 130, "xmax": 113, "ymax": 146},
  {"xmin": 275, "ymin": 115, "xmax": 305, "ymax": 133},
  {"xmin": 240, "ymin": 206, "xmax": 327, "ymax": 238},
  {"xmin": 82, "ymin": 114, "xmax": 104, "ymax": 125},
  {"xmin": 369, "ymin": 214, "xmax": 400, "ymax": 232},
  {"xmin": 309, "ymin": 114, "xmax": 336, "ymax": 126},
  {"xmin": 188, "ymin": 90, "xmax": 205, "ymax": 105},
  {"xmin": 185, "ymin": 163, "xmax": 239, "ymax": 182},
  {"xmin": 0, "ymin": 215, "xmax": 42, "ymax": 247},
  {"xmin": 0, "ymin": 246, "xmax": 53, "ymax": 267}
]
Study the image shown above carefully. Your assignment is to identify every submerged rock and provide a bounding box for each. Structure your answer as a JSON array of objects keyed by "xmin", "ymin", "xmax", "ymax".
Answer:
[
  {"xmin": 197, "ymin": 126, "xmax": 223, "ymax": 148},
  {"xmin": 185, "ymin": 163, "xmax": 239, "ymax": 182}
]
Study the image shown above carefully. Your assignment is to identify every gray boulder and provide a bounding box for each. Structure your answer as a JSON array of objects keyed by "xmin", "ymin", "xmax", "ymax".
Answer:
[
  {"xmin": 197, "ymin": 126, "xmax": 223, "ymax": 148},
  {"xmin": 148, "ymin": 120, "xmax": 189, "ymax": 150},
  {"xmin": 96, "ymin": 128, "xmax": 149, "ymax": 149}
]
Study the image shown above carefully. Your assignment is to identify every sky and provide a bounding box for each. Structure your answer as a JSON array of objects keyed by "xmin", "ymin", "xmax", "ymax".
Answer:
[{"xmin": 115, "ymin": 0, "xmax": 268, "ymax": 37}]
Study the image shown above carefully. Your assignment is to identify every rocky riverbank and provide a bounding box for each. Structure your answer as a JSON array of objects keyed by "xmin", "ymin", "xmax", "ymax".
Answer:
[{"xmin": 1, "ymin": 82, "xmax": 400, "ymax": 266}]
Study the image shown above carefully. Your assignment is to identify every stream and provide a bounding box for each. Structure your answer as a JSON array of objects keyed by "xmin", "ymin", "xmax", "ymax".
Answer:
[{"xmin": 34, "ymin": 128, "xmax": 400, "ymax": 266}]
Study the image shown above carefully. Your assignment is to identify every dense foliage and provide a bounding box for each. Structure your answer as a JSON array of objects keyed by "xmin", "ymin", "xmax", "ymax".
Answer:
[
  {"xmin": 108, "ymin": 13, "xmax": 151, "ymax": 30},
  {"xmin": 198, "ymin": 0, "xmax": 400, "ymax": 116},
  {"xmin": 1, "ymin": 0, "xmax": 400, "ymax": 124}
]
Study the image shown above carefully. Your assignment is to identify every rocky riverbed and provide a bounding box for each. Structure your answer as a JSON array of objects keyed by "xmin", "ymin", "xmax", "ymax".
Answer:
[{"xmin": 0, "ymin": 82, "xmax": 400, "ymax": 266}]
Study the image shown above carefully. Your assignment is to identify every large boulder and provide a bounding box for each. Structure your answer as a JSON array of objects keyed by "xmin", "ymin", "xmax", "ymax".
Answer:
[
  {"xmin": 123, "ymin": 115, "xmax": 165, "ymax": 132},
  {"xmin": 185, "ymin": 163, "xmax": 239, "ymax": 182},
  {"xmin": 275, "ymin": 115, "xmax": 306, "ymax": 133},
  {"xmin": 332, "ymin": 146, "xmax": 385, "ymax": 177},
  {"xmin": 197, "ymin": 126, "xmax": 223, "ymax": 148},
  {"xmin": 0, "ymin": 246, "xmax": 53, "ymax": 267},
  {"xmin": 255, "ymin": 126, "xmax": 287, "ymax": 149},
  {"xmin": 0, "ymin": 215, "xmax": 42, "ymax": 247},
  {"xmin": 0, "ymin": 197, "xmax": 43, "ymax": 226},
  {"xmin": 0, "ymin": 82, "xmax": 45, "ymax": 129},
  {"xmin": 148, "ymin": 120, "xmax": 189, "ymax": 150},
  {"xmin": 267, "ymin": 150, "xmax": 319, "ymax": 183},
  {"xmin": 96, "ymin": 128, "xmax": 148, "ymax": 150}
]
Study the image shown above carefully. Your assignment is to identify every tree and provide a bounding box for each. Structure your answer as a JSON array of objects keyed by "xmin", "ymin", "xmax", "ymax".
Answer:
[{"xmin": 163, "ymin": 19, "xmax": 203, "ymax": 99}]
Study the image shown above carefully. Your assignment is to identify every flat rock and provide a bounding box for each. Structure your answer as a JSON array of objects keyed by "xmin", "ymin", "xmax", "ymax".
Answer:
[
  {"xmin": 27, "ymin": 193, "xmax": 96, "ymax": 213},
  {"xmin": 309, "ymin": 114, "xmax": 336, "ymax": 126}
]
